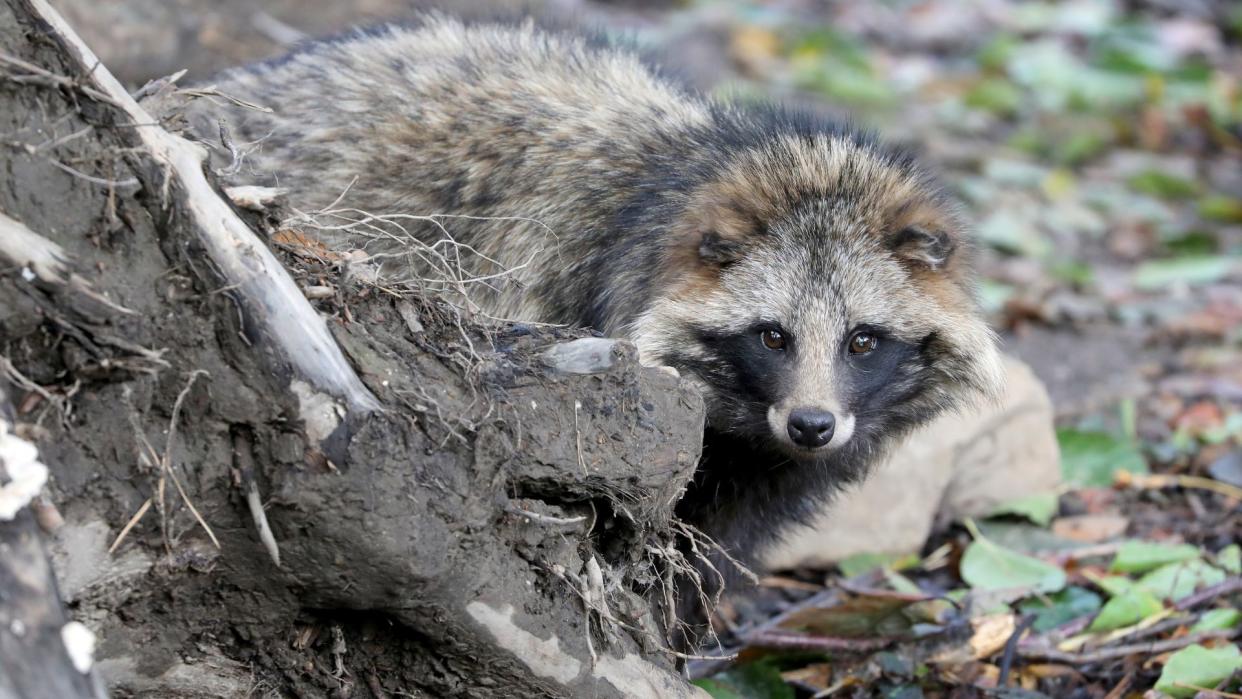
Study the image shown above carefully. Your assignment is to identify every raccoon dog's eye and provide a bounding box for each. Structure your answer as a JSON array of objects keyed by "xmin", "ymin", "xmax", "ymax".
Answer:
[
  {"xmin": 849, "ymin": 331, "xmax": 878, "ymax": 355},
  {"xmin": 760, "ymin": 329, "xmax": 787, "ymax": 351}
]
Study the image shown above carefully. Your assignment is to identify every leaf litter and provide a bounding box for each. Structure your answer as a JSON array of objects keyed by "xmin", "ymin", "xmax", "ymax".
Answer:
[{"xmin": 673, "ymin": 0, "xmax": 1242, "ymax": 696}]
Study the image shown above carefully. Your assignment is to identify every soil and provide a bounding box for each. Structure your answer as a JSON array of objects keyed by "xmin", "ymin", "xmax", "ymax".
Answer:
[{"xmin": 0, "ymin": 2, "xmax": 708, "ymax": 695}]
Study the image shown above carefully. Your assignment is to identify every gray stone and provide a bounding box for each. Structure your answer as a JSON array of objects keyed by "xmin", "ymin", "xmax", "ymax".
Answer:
[{"xmin": 541, "ymin": 338, "xmax": 626, "ymax": 375}]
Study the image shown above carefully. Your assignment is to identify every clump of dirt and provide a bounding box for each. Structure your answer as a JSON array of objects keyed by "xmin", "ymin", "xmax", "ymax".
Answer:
[{"xmin": 0, "ymin": 4, "xmax": 708, "ymax": 696}]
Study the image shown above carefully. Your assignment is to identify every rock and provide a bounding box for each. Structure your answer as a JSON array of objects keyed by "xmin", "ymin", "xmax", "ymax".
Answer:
[
  {"xmin": 763, "ymin": 355, "xmax": 1060, "ymax": 569},
  {"xmin": 541, "ymin": 337, "xmax": 628, "ymax": 375}
]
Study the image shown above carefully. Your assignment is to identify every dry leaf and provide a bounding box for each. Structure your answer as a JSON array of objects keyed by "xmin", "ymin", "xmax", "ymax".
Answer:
[{"xmin": 1051, "ymin": 514, "xmax": 1130, "ymax": 543}]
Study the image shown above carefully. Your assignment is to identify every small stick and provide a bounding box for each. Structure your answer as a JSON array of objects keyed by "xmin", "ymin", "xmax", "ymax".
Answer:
[
  {"xmin": 161, "ymin": 371, "xmax": 220, "ymax": 549},
  {"xmin": 1174, "ymin": 686, "xmax": 1242, "ymax": 699},
  {"xmin": 165, "ymin": 465, "xmax": 219, "ymax": 549},
  {"xmin": 1102, "ymin": 670, "xmax": 1134, "ymax": 699},
  {"xmin": 1018, "ymin": 629, "xmax": 1238, "ymax": 664},
  {"xmin": 1116, "ymin": 469, "xmax": 1242, "ymax": 501},
  {"xmin": 998, "ymin": 614, "xmax": 1036, "ymax": 686},
  {"xmin": 108, "ymin": 497, "xmax": 152, "ymax": 553},
  {"xmin": 745, "ymin": 629, "xmax": 895, "ymax": 654},
  {"xmin": 1176, "ymin": 577, "xmax": 1242, "ymax": 610}
]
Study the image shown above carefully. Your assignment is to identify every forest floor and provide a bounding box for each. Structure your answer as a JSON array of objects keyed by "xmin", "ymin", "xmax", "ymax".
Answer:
[
  {"xmin": 47, "ymin": 0, "xmax": 1242, "ymax": 697},
  {"xmin": 642, "ymin": 2, "xmax": 1242, "ymax": 697}
]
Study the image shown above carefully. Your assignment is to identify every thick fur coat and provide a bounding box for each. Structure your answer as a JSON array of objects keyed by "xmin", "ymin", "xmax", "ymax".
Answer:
[{"xmin": 187, "ymin": 14, "xmax": 1004, "ymax": 635}]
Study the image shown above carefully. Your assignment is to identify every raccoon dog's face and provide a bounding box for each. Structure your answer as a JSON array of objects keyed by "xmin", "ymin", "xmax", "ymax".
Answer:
[{"xmin": 633, "ymin": 135, "xmax": 1003, "ymax": 467}]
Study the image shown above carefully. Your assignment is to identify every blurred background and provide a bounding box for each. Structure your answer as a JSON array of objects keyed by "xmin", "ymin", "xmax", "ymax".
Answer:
[{"xmin": 51, "ymin": 0, "xmax": 1242, "ymax": 695}]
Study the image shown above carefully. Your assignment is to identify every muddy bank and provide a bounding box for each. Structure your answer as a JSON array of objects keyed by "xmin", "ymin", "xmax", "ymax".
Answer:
[{"xmin": 0, "ymin": 1, "xmax": 707, "ymax": 695}]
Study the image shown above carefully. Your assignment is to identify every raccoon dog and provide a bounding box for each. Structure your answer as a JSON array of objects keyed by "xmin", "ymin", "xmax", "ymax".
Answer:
[{"xmin": 188, "ymin": 14, "xmax": 1004, "ymax": 636}]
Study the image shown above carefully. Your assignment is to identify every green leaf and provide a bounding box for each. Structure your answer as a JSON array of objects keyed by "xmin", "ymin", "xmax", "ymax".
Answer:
[
  {"xmin": 960, "ymin": 522, "xmax": 1067, "ymax": 593},
  {"xmin": 1088, "ymin": 587, "xmax": 1163, "ymax": 631},
  {"xmin": 1050, "ymin": 261, "xmax": 1095, "ymax": 286},
  {"xmin": 1128, "ymin": 171, "xmax": 1199, "ymax": 200},
  {"xmin": 1155, "ymin": 644, "xmax": 1242, "ymax": 699},
  {"xmin": 883, "ymin": 569, "xmax": 924, "ymax": 596},
  {"xmin": 1110, "ymin": 541, "xmax": 1201, "ymax": 574},
  {"xmin": 1217, "ymin": 544, "xmax": 1241, "ymax": 575},
  {"xmin": 1191, "ymin": 608, "xmax": 1241, "ymax": 633},
  {"xmin": 1133, "ymin": 256, "xmax": 1235, "ymax": 290},
  {"xmin": 1163, "ymin": 230, "xmax": 1220, "ymax": 256},
  {"xmin": 1057, "ymin": 429, "xmax": 1147, "ymax": 488},
  {"xmin": 1136, "ymin": 560, "xmax": 1226, "ymax": 601},
  {"xmin": 693, "ymin": 661, "xmax": 795, "ymax": 699},
  {"xmin": 1200, "ymin": 195, "xmax": 1242, "ymax": 223},
  {"xmin": 1091, "ymin": 575, "xmax": 1135, "ymax": 597},
  {"xmin": 978, "ymin": 280, "xmax": 1016, "ymax": 315},
  {"xmin": 978, "ymin": 34, "xmax": 1019, "ymax": 71},
  {"xmin": 838, "ymin": 551, "xmax": 915, "ymax": 579},
  {"xmin": 975, "ymin": 520, "xmax": 1088, "ymax": 554},
  {"xmin": 1019, "ymin": 587, "xmax": 1103, "ymax": 632},
  {"xmin": 965, "ymin": 79, "xmax": 1023, "ymax": 116},
  {"xmin": 976, "ymin": 209, "xmax": 1053, "ymax": 259},
  {"xmin": 790, "ymin": 28, "xmax": 870, "ymax": 70},
  {"xmin": 989, "ymin": 492, "xmax": 1059, "ymax": 527},
  {"xmin": 1054, "ymin": 130, "xmax": 1111, "ymax": 166}
]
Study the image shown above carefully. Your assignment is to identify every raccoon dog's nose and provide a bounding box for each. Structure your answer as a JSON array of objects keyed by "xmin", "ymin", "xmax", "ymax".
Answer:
[{"xmin": 787, "ymin": 408, "xmax": 836, "ymax": 448}]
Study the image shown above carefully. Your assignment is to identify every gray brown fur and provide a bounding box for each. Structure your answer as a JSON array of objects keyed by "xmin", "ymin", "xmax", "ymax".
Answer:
[{"xmin": 187, "ymin": 14, "xmax": 1004, "ymax": 634}]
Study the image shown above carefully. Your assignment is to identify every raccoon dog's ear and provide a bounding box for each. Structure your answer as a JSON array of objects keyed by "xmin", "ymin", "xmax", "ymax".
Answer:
[{"xmin": 888, "ymin": 226, "xmax": 955, "ymax": 270}]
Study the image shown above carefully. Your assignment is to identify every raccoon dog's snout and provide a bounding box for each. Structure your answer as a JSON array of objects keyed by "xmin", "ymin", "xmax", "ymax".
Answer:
[{"xmin": 786, "ymin": 408, "xmax": 835, "ymax": 448}]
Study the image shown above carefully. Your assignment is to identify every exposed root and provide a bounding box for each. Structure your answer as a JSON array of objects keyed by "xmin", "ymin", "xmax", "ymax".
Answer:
[
  {"xmin": 0, "ymin": 355, "xmax": 74, "ymax": 427},
  {"xmin": 233, "ymin": 429, "xmax": 281, "ymax": 567},
  {"xmin": 547, "ymin": 554, "xmax": 736, "ymax": 665},
  {"xmin": 113, "ymin": 372, "xmax": 220, "ymax": 555},
  {"xmin": 107, "ymin": 497, "xmax": 152, "ymax": 554}
]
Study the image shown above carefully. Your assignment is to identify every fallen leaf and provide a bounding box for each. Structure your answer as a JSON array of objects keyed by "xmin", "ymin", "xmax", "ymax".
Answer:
[
  {"xmin": 1216, "ymin": 544, "xmax": 1240, "ymax": 575},
  {"xmin": 1057, "ymin": 429, "xmax": 1148, "ymax": 488},
  {"xmin": 1051, "ymin": 514, "xmax": 1130, "ymax": 542},
  {"xmin": 779, "ymin": 588, "xmax": 949, "ymax": 638},
  {"xmin": 930, "ymin": 613, "xmax": 1016, "ymax": 663},
  {"xmin": 1087, "ymin": 587, "xmax": 1163, "ymax": 631},
  {"xmin": 1154, "ymin": 644, "xmax": 1242, "ymax": 699},
  {"xmin": 730, "ymin": 26, "xmax": 781, "ymax": 76},
  {"xmin": 1127, "ymin": 170, "xmax": 1198, "ymax": 199},
  {"xmin": 1191, "ymin": 608, "xmax": 1241, "ymax": 632},
  {"xmin": 695, "ymin": 660, "xmax": 795, "ymax": 699},
  {"xmin": 1208, "ymin": 451, "xmax": 1242, "ymax": 488},
  {"xmin": 1019, "ymin": 587, "xmax": 1103, "ymax": 632},
  {"xmin": 965, "ymin": 78, "xmax": 1023, "ymax": 115},
  {"xmin": 990, "ymin": 492, "xmax": 1059, "ymax": 527},
  {"xmin": 1137, "ymin": 559, "xmax": 1226, "ymax": 601},
  {"xmin": 837, "ymin": 551, "xmax": 919, "ymax": 579},
  {"xmin": 1110, "ymin": 540, "xmax": 1200, "ymax": 573},
  {"xmin": 1199, "ymin": 194, "xmax": 1242, "ymax": 222},
  {"xmin": 779, "ymin": 663, "xmax": 831, "ymax": 692},
  {"xmin": 961, "ymin": 526, "xmax": 1068, "ymax": 594},
  {"xmin": 1171, "ymin": 400, "xmax": 1225, "ymax": 435},
  {"xmin": 1132, "ymin": 256, "xmax": 1236, "ymax": 290}
]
